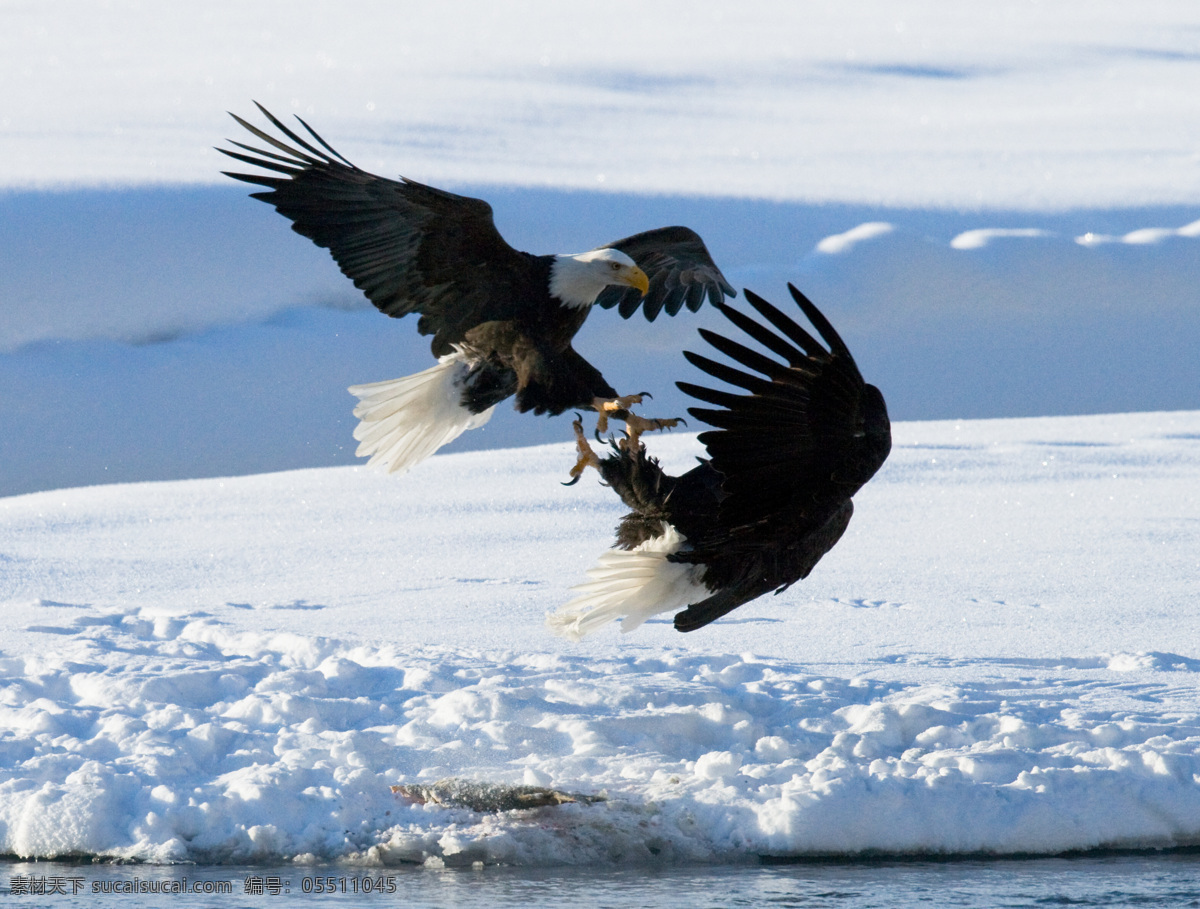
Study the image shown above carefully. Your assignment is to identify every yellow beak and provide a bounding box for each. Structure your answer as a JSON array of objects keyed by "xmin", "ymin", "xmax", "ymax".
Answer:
[{"xmin": 625, "ymin": 266, "xmax": 650, "ymax": 296}]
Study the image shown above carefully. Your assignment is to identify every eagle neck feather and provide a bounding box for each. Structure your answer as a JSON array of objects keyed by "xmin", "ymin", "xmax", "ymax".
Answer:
[{"xmin": 548, "ymin": 254, "xmax": 604, "ymax": 310}]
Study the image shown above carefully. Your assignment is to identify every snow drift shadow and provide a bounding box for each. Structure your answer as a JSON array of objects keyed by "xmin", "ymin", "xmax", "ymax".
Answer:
[{"xmin": 3, "ymin": 187, "xmax": 1198, "ymax": 496}]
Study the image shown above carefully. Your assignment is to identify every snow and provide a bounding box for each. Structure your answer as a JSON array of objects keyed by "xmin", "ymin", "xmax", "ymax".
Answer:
[
  {"xmin": 6, "ymin": 1, "xmax": 1200, "ymax": 209},
  {"xmin": 3, "ymin": 413, "xmax": 1199, "ymax": 864},
  {"xmin": 3, "ymin": 0, "xmax": 1200, "ymax": 868},
  {"xmin": 4, "ymin": 203, "xmax": 1199, "ymax": 497}
]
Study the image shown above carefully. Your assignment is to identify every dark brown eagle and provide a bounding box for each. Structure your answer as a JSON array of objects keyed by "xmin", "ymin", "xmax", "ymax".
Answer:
[
  {"xmin": 548, "ymin": 284, "xmax": 891, "ymax": 637},
  {"xmin": 218, "ymin": 103, "xmax": 734, "ymax": 475}
]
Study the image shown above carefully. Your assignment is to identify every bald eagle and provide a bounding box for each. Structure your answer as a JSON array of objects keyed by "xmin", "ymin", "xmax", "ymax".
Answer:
[
  {"xmin": 219, "ymin": 104, "xmax": 735, "ymax": 475},
  {"xmin": 548, "ymin": 284, "xmax": 891, "ymax": 637}
]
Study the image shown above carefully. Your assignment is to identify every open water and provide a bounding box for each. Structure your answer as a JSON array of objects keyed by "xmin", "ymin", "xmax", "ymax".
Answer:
[{"xmin": 5, "ymin": 853, "xmax": 1200, "ymax": 908}]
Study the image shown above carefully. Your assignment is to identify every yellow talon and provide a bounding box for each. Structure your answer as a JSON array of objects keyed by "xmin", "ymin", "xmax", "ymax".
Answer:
[
  {"xmin": 590, "ymin": 394, "xmax": 681, "ymax": 447},
  {"xmin": 591, "ymin": 394, "xmax": 646, "ymax": 435},
  {"xmin": 564, "ymin": 416, "xmax": 603, "ymax": 485},
  {"xmin": 622, "ymin": 413, "xmax": 682, "ymax": 449}
]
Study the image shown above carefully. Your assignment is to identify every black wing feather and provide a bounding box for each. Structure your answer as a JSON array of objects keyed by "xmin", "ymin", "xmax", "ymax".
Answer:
[
  {"xmin": 741, "ymin": 289, "xmax": 829, "ymax": 360},
  {"xmin": 673, "ymin": 500, "xmax": 855, "ymax": 632},
  {"xmin": 219, "ymin": 104, "xmax": 538, "ymax": 355},
  {"xmin": 712, "ymin": 299, "xmax": 809, "ymax": 366},
  {"xmin": 678, "ymin": 287, "xmax": 891, "ymax": 553},
  {"xmin": 680, "ymin": 351, "xmax": 779, "ymax": 395},
  {"xmin": 696, "ymin": 328, "xmax": 792, "ymax": 383},
  {"xmin": 573, "ymin": 283, "xmax": 889, "ymax": 635},
  {"xmin": 668, "ymin": 298, "xmax": 887, "ymax": 631},
  {"xmin": 785, "ymin": 284, "xmax": 855, "ymax": 360},
  {"xmin": 594, "ymin": 226, "xmax": 736, "ymax": 321}
]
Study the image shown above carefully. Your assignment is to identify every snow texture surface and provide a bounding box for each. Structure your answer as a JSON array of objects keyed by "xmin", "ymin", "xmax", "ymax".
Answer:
[
  {"xmin": 2, "ymin": 0, "xmax": 1199, "ymax": 868},
  {"xmin": 5, "ymin": 1, "xmax": 1200, "ymax": 210},
  {"xmin": 3, "ymin": 413, "xmax": 1199, "ymax": 864},
  {"xmin": 3, "ymin": 3, "xmax": 1199, "ymax": 495}
]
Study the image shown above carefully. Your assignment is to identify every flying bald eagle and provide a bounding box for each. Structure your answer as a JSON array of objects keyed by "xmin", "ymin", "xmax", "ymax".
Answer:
[
  {"xmin": 219, "ymin": 103, "xmax": 735, "ymax": 475},
  {"xmin": 548, "ymin": 284, "xmax": 891, "ymax": 638}
]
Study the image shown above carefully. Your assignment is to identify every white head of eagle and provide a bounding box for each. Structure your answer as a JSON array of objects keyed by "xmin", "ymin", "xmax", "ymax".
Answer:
[{"xmin": 550, "ymin": 248, "xmax": 651, "ymax": 309}]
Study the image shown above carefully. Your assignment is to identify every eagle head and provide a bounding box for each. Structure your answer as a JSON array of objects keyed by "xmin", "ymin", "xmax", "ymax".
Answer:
[{"xmin": 550, "ymin": 248, "xmax": 650, "ymax": 309}]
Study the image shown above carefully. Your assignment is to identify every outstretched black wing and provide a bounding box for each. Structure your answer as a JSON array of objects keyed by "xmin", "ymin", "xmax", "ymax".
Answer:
[
  {"xmin": 673, "ymin": 284, "xmax": 891, "ymax": 631},
  {"xmin": 219, "ymin": 103, "xmax": 538, "ymax": 356},
  {"xmin": 594, "ymin": 227, "xmax": 736, "ymax": 321}
]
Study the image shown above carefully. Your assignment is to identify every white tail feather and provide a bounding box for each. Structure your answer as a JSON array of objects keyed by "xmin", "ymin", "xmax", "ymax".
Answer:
[
  {"xmin": 546, "ymin": 525, "xmax": 708, "ymax": 641},
  {"xmin": 348, "ymin": 350, "xmax": 494, "ymax": 476}
]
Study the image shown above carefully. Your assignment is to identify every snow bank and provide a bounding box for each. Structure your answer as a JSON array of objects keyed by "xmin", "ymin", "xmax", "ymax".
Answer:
[
  {"xmin": 6, "ymin": 1, "xmax": 1200, "ymax": 209},
  {"xmin": 4, "ymin": 2, "xmax": 1200, "ymax": 864},
  {"xmin": 3, "ymin": 612, "xmax": 1199, "ymax": 864},
  {"xmin": 2, "ymin": 411, "xmax": 1199, "ymax": 864}
]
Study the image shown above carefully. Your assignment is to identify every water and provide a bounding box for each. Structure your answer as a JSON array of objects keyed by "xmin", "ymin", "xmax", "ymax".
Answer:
[{"xmin": 5, "ymin": 854, "xmax": 1200, "ymax": 908}]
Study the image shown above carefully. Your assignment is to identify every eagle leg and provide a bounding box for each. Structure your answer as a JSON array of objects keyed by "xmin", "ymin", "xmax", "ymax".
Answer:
[
  {"xmin": 591, "ymin": 394, "xmax": 683, "ymax": 447},
  {"xmin": 563, "ymin": 415, "xmax": 604, "ymax": 486},
  {"xmin": 591, "ymin": 393, "xmax": 646, "ymax": 436},
  {"xmin": 621, "ymin": 412, "xmax": 684, "ymax": 449}
]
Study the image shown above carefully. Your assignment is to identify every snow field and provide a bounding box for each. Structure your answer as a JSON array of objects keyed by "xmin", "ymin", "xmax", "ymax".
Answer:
[
  {"xmin": 2, "ymin": 411, "xmax": 1199, "ymax": 864},
  {"xmin": 7, "ymin": 1, "xmax": 1200, "ymax": 209},
  {"xmin": 4, "ymin": 0, "xmax": 1200, "ymax": 869},
  {"xmin": 4, "ymin": 609, "xmax": 1200, "ymax": 864}
]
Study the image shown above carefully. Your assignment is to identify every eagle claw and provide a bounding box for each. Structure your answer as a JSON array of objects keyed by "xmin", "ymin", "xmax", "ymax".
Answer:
[
  {"xmin": 622, "ymin": 413, "xmax": 684, "ymax": 449},
  {"xmin": 591, "ymin": 394, "xmax": 682, "ymax": 445},
  {"xmin": 564, "ymin": 415, "xmax": 603, "ymax": 485}
]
